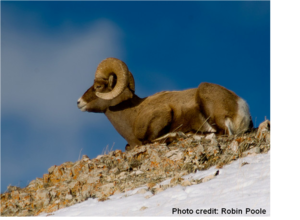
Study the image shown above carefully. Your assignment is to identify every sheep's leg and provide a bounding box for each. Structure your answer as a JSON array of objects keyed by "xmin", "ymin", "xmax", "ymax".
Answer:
[
  {"xmin": 147, "ymin": 107, "xmax": 174, "ymax": 141},
  {"xmin": 134, "ymin": 105, "xmax": 173, "ymax": 142},
  {"xmin": 225, "ymin": 118, "xmax": 234, "ymax": 135}
]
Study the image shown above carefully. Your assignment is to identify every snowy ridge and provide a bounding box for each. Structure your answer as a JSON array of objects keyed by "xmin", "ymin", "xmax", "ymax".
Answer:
[{"xmin": 40, "ymin": 151, "xmax": 270, "ymax": 216}]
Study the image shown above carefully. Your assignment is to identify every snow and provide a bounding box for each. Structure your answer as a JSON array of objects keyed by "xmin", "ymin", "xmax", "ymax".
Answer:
[{"xmin": 39, "ymin": 152, "xmax": 270, "ymax": 217}]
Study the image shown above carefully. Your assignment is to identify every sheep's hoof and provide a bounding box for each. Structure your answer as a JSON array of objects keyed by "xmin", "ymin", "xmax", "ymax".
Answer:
[{"xmin": 125, "ymin": 144, "xmax": 135, "ymax": 151}]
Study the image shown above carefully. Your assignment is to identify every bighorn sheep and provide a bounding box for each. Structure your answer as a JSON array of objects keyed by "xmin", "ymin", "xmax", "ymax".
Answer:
[{"xmin": 77, "ymin": 58, "xmax": 253, "ymax": 150}]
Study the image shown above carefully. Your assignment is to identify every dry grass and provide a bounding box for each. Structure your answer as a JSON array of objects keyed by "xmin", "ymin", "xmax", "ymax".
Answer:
[{"xmin": 102, "ymin": 143, "xmax": 115, "ymax": 155}]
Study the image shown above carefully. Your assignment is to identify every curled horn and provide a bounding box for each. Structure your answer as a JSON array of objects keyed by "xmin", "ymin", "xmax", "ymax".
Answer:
[
  {"xmin": 128, "ymin": 71, "xmax": 135, "ymax": 92},
  {"xmin": 95, "ymin": 58, "xmax": 129, "ymax": 100}
]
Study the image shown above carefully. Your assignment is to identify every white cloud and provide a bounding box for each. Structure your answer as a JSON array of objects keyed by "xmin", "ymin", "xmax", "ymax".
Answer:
[
  {"xmin": 2, "ymin": 19, "xmax": 124, "ymax": 130},
  {"xmin": 1, "ymin": 13, "xmax": 126, "ymax": 191}
]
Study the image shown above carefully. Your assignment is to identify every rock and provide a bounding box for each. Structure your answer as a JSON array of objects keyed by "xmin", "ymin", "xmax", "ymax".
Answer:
[
  {"xmin": 206, "ymin": 145, "xmax": 219, "ymax": 156},
  {"xmin": 140, "ymin": 159, "xmax": 151, "ymax": 171},
  {"xmin": 65, "ymin": 194, "xmax": 73, "ymax": 200},
  {"xmin": 140, "ymin": 206, "xmax": 148, "ymax": 211},
  {"xmin": 35, "ymin": 178, "xmax": 44, "ymax": 187},
  {"xmin": 117, "ymin": 172, "xmax": 128, "ymax": 180},
  {"xmin": 19, "ymin": 193, "xmax": 31, "ymax": 207},
  {"xmin": 106, "ymin": 174, "xmax": 115, "ymax": 182},
  {"xmin": 60, "ymin": 168, "xmax": 73, "ymax": 182},
  {"xmin": 195, "ymin": 144, "xmax": 205, "ymax": 154},
  {"xmin": 81, "ymin": 184, "xmax": 93, "ymax": 199},
  {"xmin": 128, "ymin": 159, "xmax": 141, "ymax": 169},
  {"xmin": 165, "ymin": 149, "xmax": 178, "ymax": 158},
  {"xmin": 256, "ymin": 120, "xmax": 270, "ymax": 139},
  {"xmin": 5, "ymin": 201, "xmax": 18, "ymax": 214},
  {"xmin": 181, "ymin": 179, "xmax": 192, "ymax": 187},
  {"xmin": 52, "ymin": 165, "xmax": 64, "ymax": 179},
  {"xmin": 18, "ymin": 209, "xmax": 31, "ymax": 216},
  {"xmin": 44, "ymin": 203, "xmax": 59, "ymax": 213},
  {"xmin": 96, "ymin": 163, "xmax": 106, "ymax": 169},
  {"xmin": 205, "ymin": 133, "xmax": 217, "ymax": 140},
  {"xmin": 82, "ymin": 163, "xmax": 90, "ymax": 173},
  {"xmin": 48, "ymin": 165, "xmax": 56, "ymax": 174},
  {"xmin": 130, "ymin": 170, "xmax": 144, "ymax": 176},
  {"xmin": 242, "ymin": 147, "xmax": 260, "ymax": 156},
  {"xmin": 148, "ymin": 149, "xmax": 161, "ymax": 163},
  {"xmin": 184, "ymin": 157, "xmax": 192, "ymax": 164},
  {"xmin": 11, "ymin": 191, "xmax": 20, "ymax": 202},
  {"xmin": 229, "ymin": 140, "xmax": 239, "ymax": 152},
  {"xmin": 178, "ymin": 170, "xmax": 188, "ymax": 176},
  {"xmin": 113, "ymin": 188, "xmax": 122, "ymax": 195},
  {"xmin": 99, "ymin": 183, "xmax": 115, "ymax": 197},
  {"xmin": 6, "ymin": 185, "xmax": 21, "ymax": 193},
  {"xmin": 153, "ymin": 187, "xmax": 164, "ymax": 194},
  {"xmin": 241, "ymin": 162, "xmax": 249, "ymax": 167},
  {"xmin": 165, "ymin": 149, "xmax": 184, "ymax": 161},
  {"xmin": 71, "ymin": 166, "xmax": 81, "ymax": 180},
  {"xmin": 49, "ymin": 188, "xmax": 58, "ymax": 199},
  {"xmin": 87, "ymin": 176, "xmax": 99, "ymax": 184},
  {"xmin": 135, "ymin": 170, "xmax": 144, "ymax": 175},
  {"xmin": 136, "ymin": 188, "xmax": 148, "ymax": 194},
  {"xmin": 170, "ymin": 152, "xmax": 184, "ymax": 161},
  {"xmin": 27, "ymin": 180, "xmax": 37, "ymax": 189},
  {"xmin": 204, "ymin": 134, "xmax": 218, "ymax": 147},
  {"xmin": 35, "ymin": 189, "xmax": 50, "ymax": 207},
  {"xmin": 114, "ymin": 150, "xmax": 123, "ymax": 157},
  {"xmin": 108, "ymin": 151, "xmax": 115, "ymax": 157},
  {"xmin": 210, "ymin": 139, "xmax": 219, "ymax": 148},
  {"xmin": 109, "ymin": 167, "xmax": 119, "ymax": 174},
  {"xmin": 43, "ymin": 174, "xmax": 49, "ymax": 184},
  {"xmin": 202, "ymin": 173, "xmax": 216, "ymax": 183},
  {"xmin": 147, "ymin": 182, "xmax": 156, "ymax": 189},
  {"xmin": 96, "ymin": 155, "xmax": 104, "ymax": 160},
  {"xmin": 126, "ymin": 145, "xmax": 147, "ymax": 158},
  {"xmin": 219, "ymin": 153, "xmax": 235, "ymax": 163},
  {"xmin": 193, "ymin": 135, "xmax": 203, "ymax": 141},
  {"xmin": 170, "ymin": 177, "xmax": 184, "ymax": 186},
  {"xmin": 77, "ymin": 173, "xmax": 89, "ymax": 182},
  {"xmin": 177, "ymin": 131, "xmax": 187, "ymax": 139}
]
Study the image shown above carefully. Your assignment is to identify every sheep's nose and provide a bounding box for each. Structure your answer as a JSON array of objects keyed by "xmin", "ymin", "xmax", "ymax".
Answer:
[{"xmin": 77, "ymin": 97, "xmax": 82, "ymax": 105}]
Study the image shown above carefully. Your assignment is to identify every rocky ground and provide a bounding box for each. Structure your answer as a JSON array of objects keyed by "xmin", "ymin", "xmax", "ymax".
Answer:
[{"xmin": 0, "ymin": 120, "xmax": 270, "ymax": 216}]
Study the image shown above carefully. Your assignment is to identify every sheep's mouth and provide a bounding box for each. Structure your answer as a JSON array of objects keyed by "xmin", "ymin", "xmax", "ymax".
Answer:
[
  {"xmin": 78, "ymin": 105, "xmax": 86, "ymax": 112},
  {"xmin": 77, "ymin": 98, "xmax": 87, "ymax": 111}
]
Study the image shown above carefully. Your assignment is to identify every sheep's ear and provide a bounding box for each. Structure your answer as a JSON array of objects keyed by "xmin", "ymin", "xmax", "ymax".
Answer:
[{"xmin": 108, "ymin": 75, "xmax": 116, "ymax": 90}]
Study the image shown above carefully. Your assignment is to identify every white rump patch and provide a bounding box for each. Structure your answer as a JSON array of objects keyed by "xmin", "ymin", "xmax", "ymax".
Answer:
[
  {"xmin": 235, "ymin": 98, "xmax": 251, "ymax": 133},
  {"xmin": 225, "ymin": 118, "xmax": 233, "ymax": 135}
]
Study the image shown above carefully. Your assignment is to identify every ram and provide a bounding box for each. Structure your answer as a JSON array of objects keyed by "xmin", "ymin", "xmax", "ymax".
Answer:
[{"xmin": 77, "ymin": 58, "xmax": 253, "ymax": 150}]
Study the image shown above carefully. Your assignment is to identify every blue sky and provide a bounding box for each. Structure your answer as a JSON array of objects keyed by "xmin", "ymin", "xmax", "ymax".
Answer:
[{"xmin": 1, "ymin": 1, "xmax": 270, "ymax": 193}]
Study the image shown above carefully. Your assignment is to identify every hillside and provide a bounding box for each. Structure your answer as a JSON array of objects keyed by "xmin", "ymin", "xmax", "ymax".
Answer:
[
  {"xmin": 40, "ymin": 151, "xmax": 270, "ymax": 216},
  {"xmin": 0, "ymin": 121, "xmax": 270, "ymax": 216}
]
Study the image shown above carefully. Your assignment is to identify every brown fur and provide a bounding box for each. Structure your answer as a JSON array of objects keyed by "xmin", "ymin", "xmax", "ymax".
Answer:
[
  {"xmin": 197, "ymin": 82, "xmax": 239, "ymax": 134},
  {"xmin": 78, "ymin": 81, "xmax": 253, "ymax": 149}
]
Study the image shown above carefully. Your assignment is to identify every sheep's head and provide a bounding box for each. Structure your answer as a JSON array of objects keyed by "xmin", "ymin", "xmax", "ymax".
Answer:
[{"xmin": 77, "ymin": 58, "xmax": 135, "ymax": 113}]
